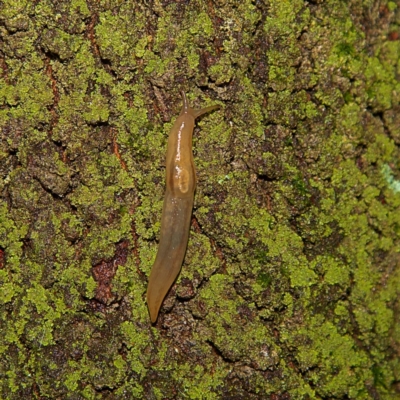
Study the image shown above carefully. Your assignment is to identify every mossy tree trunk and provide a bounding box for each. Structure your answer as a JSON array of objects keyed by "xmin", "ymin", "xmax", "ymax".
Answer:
[{"xmin": 0, "ymin": 0, "xmax": 399, "ymax": 398}]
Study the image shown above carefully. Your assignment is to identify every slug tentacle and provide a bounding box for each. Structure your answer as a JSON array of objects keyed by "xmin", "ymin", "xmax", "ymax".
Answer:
[
  {"xmin": 180, "ymin": 91, "xmax": 220, "ymax": 118},
  {"xmin": 146, "ymin": 92, "xmax": 219, "ymax": 323}
]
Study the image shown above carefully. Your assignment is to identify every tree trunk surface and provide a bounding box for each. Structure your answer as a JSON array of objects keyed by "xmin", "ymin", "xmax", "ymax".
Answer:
[{"xmin": 0, "ymin": 0, "xmax": 399, "ymax": 398}]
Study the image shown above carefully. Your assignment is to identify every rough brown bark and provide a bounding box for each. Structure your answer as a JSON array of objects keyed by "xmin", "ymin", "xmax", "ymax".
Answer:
[{"xmin": 0, "ymin": 0, "xmax": 399, "ymax": 398}]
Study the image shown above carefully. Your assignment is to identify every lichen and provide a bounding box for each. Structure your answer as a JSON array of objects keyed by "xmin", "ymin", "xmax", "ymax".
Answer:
[{"xmin": 0, "ymin": 0, "xmax": 399, "ymax": 398}]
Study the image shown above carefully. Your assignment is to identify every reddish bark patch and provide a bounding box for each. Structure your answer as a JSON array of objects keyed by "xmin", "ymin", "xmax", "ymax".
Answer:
[
  {"xmin": 0, "ymin": 248, "xmax": 5, "ymax": 269},
  {"xmin": 91, "ymin": 241, "xmax": 129, "ymax": 306},
  {"xmin": 112, "ymin": 128, "xmax": 126, "ymax": 170}
]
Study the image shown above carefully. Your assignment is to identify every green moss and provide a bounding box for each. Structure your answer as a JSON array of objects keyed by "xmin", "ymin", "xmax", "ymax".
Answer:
[
  {"xmin": 320, "ymin": 257, "xmax": 350, "ymax": 286},
  {"xmin": 364, "ymin": 48, "xmax": 400, "ymax": 111},
  {"xmin": 365, "ymin": 133, "xmax": 395, "ymax": 163},
  {"xmin": 188, "ymin": 12, "xmax": 214, "ymax": 37},
  {"xmin": 264, "ymin": 0, "xmax": 308, "ymax": 37},
  {"xmin": 64, "ymin": 366, "xmax": 81, "ymax": 392},
  {"xmin": 172, "ymin": 363, "xmax": 226, "ymax": 400},
  {"xmin": 289, "ymin": 257, "xmax": 318, "ymax": 287},
  {"xmin": 294, "ymin": 319, "xmax": 371, "ymax": 397},
  {"xmin": 256, "ymin": 271, "xmax": 272, "ymax": 288},
  {"xmin": 83, "ymin": 91, "xmax": 110, "ymax": 123},
  {"xmin": 120, "ymin": 321, "xmax": 149, "ymax": 377},
  {"xmin": 6, "ymin": 70, "xmax": 53, "ymax": 124},
  {"xmin": 208, "ymin": 56, "xmax": 234, "ymax": 85},
  {"xmin": 1, "ymin": 0, "xmax": 399, "ymax": 397},
  {"xmin": 70, "ymin": 0, "xmax": 90, "ymax": 15},
  {"xmin": 96, "ymin": 10, "xmax": 144, "ymax": 63},
  {"xmin": 0, "ymin": 201, "xmax": 28, "ymax": 272}
]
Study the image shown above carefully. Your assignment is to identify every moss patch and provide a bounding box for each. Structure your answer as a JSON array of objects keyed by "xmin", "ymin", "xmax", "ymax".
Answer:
[{"xmin": 0, "ymin": 0, "xmax": 399, "ymax": 398}]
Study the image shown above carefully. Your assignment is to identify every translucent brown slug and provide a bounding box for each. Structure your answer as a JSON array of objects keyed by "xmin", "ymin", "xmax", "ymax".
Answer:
[{"xmin": 146, "ymin": 92, "xmax": 219, "ymax": 323}]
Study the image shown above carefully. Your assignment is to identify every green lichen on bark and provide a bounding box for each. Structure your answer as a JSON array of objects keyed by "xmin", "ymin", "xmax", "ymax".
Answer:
[{"xmin": 0, "ymin": 0, "xmax": 399, "ymax": 398}]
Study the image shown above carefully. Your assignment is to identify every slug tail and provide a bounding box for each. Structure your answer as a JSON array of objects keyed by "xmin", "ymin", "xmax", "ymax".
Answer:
[{"xmin": 146, "ymin": 288, "xmax": 161, "ymax": 324}]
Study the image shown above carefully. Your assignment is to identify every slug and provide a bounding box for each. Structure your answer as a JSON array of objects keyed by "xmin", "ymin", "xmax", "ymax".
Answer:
[{"xmin": 146, "ymin": 92, "xmax": 219, "ymax": 323}]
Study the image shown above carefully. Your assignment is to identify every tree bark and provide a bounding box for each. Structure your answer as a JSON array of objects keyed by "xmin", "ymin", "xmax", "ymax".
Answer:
[{"xmin": 0, "ymin": 0, "xmax": 399, "ymax": 398}]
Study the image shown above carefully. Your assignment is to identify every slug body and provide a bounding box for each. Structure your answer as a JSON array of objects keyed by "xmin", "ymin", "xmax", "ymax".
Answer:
[{"xmin": 146, "ymin": 92, "xmax": 219, "ymax": 323}]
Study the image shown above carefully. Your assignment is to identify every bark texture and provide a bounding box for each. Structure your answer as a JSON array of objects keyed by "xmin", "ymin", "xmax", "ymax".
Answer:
[{"xmin": 0, "ymin": 0, "xmax": 399, "ymax": 398}]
